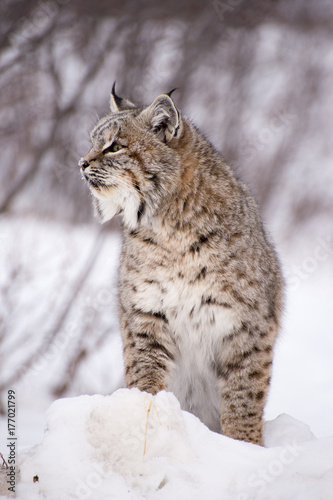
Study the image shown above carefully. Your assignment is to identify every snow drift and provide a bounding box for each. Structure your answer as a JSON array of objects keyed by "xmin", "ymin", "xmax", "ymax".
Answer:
[{"xmin": 5, "ymin": 389, "xmax": 333, "ymax": 500}]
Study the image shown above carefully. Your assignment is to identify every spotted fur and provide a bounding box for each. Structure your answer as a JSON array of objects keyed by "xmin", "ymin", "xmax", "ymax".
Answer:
[{"xmin": 79, "ymin": 86, "xmax": 284, "ymax": 445}]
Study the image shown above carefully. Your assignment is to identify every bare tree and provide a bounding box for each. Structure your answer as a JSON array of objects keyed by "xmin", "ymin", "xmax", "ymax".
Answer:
[{"xmin": 1, "ymin": 0, "xmax": 332, "ymax": 224}]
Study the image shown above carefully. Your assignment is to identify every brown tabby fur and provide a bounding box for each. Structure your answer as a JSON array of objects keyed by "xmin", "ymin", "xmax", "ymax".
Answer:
[{"xmin": 79, "ymin": 85, "xmax": 284, "ymax": 445}]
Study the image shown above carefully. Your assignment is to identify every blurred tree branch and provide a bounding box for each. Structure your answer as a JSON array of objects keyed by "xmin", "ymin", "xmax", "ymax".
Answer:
[
  {"xmin": 0, "ymin": 226, "xmax": 106, "ymax": 394},
  {"xmin": 0, "ymin": 0, "xmax": 331, "ymax": 224}
]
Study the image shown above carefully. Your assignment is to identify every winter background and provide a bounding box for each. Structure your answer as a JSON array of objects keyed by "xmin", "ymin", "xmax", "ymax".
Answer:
[{"xmin": 0, "ymin": 0, "xmax": 333, "ymax": 498}]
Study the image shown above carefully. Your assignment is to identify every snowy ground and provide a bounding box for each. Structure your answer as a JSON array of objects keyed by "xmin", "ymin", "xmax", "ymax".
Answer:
[
  {"xmin": 0, "ymin": 215, "xmax": 333, "ymax": 498},
  {"xmin": 1, "ymin": 389, "xmax": 333, "ymax": 500}
]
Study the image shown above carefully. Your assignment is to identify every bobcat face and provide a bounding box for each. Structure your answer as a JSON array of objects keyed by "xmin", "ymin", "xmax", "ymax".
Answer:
[{"xmin": 79, "ymin": 86, "xmax": 182, "ymax": 229}]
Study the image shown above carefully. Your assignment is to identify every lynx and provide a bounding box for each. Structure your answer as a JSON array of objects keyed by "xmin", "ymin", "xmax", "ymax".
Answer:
[{"xmin": 79, "ymin": 84, "xmax": 284, "ymax": 445}]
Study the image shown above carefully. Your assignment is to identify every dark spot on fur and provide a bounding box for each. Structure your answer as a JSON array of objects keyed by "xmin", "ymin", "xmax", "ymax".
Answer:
[
  {"xmin": 133, "ymin": 307, "xmax": 168, "ymax": 323},
  {"xmin": 199, "ymin": 234, "xmax": 209, "ymax": 244},
  {"xmin": 189, "ymin": 233, "xmax": 213, "ymax": 254},
  {"xmin": 146, "ymin": 172, "xmax": 159, "ymax": 188},
  {"xmin": 195, "ymin": 267, "xmax": 207, "ymax": 280},
  {"xmin": 125, "ymin": 359, "xmax": 138, "ymax": 375},
  {"xmin": 154, "ymin": 360, "xmax": 167, "ymax": 371},
  {"xmin": 256, "ymin": 391, "xmax": 264, "ymax": 401},
  {"xmin": 242, "ymin": 349, "xmax": 253, "ymax": 359},
  {"xmin": 143, "ymin": 236, "xmax": 157, "ymax": 245},
  {"xmin": 202, "ymin": 295, "xmax": 213, "ymax": 305},
  {"xmin": 137, "ymin": 201, "xmax": 145, "ymax": 222},
  {"xmin": 231, "ymin": 289, "xmax": 247, "ymax": 305},
  {"xmin": 236, "ymin": 271, "xmax": 247, "ymax": 280},
  {"xmin": 149, "ymin": 340, "xmax": 175, "ymax": 361},
  {"xmin": 151, "ymin": 311, "xmax": 168, "ymax": 322},
  {"xmin": 243, "ymin": 345, "xmax": 261, "ymax": 358},
  {"xmin": 136, "ymin": 332, "xmax": 149, "ymax": 339},
  {"xmin": 226, "ymin": 361, "xmax": 242, "ymax": 372},
  {"xmin": 201, "ymin": 296, "xmax": 232, "ymax": 308},
  {"xmin": 213, "ymin": 361, "xmax": 225, "ymax": 379},
  {"xmin": 189, "ymin": 242, "xmax": 200, "ymax": 253},
  {"xmin": 249, "ymin": 371, "xmax": 264, "ymax": 380}
]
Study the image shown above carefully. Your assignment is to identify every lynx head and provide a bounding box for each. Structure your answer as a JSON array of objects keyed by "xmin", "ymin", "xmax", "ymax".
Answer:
[{"xmin": 79, "ymin": 84, "xmax": 184, "ymax": 230}]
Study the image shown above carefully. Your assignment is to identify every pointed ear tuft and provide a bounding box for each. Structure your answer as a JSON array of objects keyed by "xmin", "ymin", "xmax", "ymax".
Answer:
[
  {"xmin": 110, "ymin": 81, "xmax": 123, "ymax": 112},
  {"xmin": 166, "ymin": 88, "xmax": 178, "ymax": 98},
  {"xmin": 141, "ymin": 94, "xmax": 181, "ymax": 143},
  {"xmin": 110, "ymin": 82, "xmax": 136, "ymax": 113}
]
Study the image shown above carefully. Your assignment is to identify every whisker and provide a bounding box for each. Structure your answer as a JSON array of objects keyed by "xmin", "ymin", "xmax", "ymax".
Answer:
[{"xmin": 87, "ymin": 172, "xmax": 142, "ymax": 197}]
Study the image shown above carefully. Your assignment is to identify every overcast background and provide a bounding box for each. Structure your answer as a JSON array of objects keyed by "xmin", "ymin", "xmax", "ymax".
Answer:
[{"xmin": 0, "ymin": 0, "xmax": 332, "ymax": 445}]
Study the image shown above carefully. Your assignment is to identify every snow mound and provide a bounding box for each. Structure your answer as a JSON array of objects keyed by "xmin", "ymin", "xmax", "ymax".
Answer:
[
  {"xmin": 264, "ymin": 412, "xmax": 316, "ymax": 447},
  {"xmin": 10, "ymin": 389, "xmax": 333, "ymax": 499}
]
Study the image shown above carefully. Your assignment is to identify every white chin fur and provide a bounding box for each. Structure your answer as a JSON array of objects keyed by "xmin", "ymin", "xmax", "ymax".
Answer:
[{"xmin": 92, "ymin": 187, "xmax": 141, "ymax": 230}]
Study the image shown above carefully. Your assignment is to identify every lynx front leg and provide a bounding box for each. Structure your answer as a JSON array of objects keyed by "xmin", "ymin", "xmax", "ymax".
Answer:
[
  {"xmin": 121, "ymin": 308, "xmax": 176, "ymax": 395},
  {"xmin": 218, "ymin": 326, "xmax": 276, "ymax": 446}
]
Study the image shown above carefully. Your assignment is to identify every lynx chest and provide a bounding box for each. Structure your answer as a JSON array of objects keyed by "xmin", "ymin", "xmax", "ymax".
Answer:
[{"xmin": 124, "ymin": 250, "xmax": 240, "ymax": 357}]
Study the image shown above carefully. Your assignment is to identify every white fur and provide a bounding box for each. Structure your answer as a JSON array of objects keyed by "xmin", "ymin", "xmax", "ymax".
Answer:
[
  {"xmin": 166, "ymin": 281, "xmax": 240, "ymax": 431},
  {"xmin": 93, "ymin": 187, "xmax": 141, "ymax": 230},
  {"xmin": 133, "ymin": 276, "xmax": 241, "ymax": 431}
]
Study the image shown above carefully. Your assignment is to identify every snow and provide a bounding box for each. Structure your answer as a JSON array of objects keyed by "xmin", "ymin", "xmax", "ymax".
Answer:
[
  {"xmin": 0, "ymin": 216, "xmax": 333, "ymax": 498},
  {"xmin": 1, "ymin": 389, "xmax": 332, "ymax": 499},
  {"xmin": 265, "ymin": 237, "xmax": 333, "ymax": 439}
]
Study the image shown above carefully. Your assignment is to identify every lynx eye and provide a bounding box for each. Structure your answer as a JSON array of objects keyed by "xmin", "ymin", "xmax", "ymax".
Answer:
[{"xmin": 102, "ymin": 142, "xmax": 124, "ymax": 154}]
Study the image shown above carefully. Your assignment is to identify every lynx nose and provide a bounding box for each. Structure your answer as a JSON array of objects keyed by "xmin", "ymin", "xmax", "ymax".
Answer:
[{"xmin": 78, "ymin": 157, "xmax": 89, "ymax": 170}]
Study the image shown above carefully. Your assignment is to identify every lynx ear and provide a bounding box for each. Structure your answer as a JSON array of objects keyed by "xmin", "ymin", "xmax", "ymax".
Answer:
[
  {"xmin": 110, "ymin": 82, "xmax": 136, "ymax": 113},
  {"xmin": 141, "ymin": 94, "xmax": 180, "ymax": 143}
]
